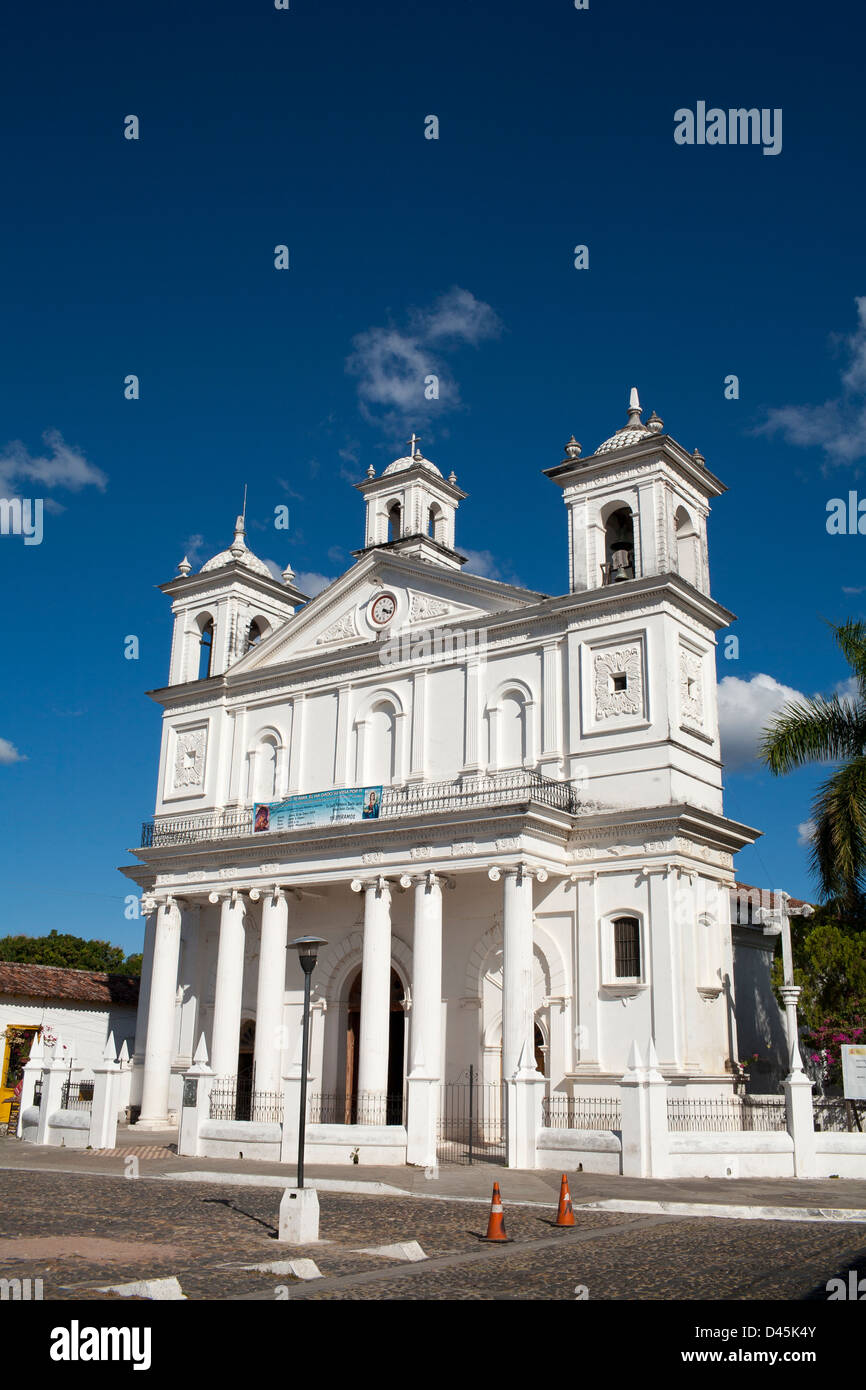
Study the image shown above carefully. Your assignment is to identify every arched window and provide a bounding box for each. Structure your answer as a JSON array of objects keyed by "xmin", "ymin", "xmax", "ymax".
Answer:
[
  {"xmin": 675, "ymin": 506, "xmax": 700, "ymax": 587},
  {"xmin": 613, "ymin": 916, "xmax": 641, "ymax": 978},
  {"xmin": 246, "ymin": 618, "xmax": 265, "ymax": 652},
  {"xmin": 367, "ymin": 701, "xmax": 397, "ymax": 784},
  {"xmin": 604, "ymin": 507, "xmax": 635, "ymax": 584},
  {"xmin": 250, "ymin": 735, "xmax": 278, "ymax": 802},
  {"xmin": 427, "ymin": 503, "xmax": 445, "ymax": 543},
  {"xmin": 197, "ymin": 616, "xmax": 214, "ymax": 680},
  {"xmin": 498, "ymin": 692, "xmax": 527, "ymax": 768},
  {"xmin": 387, "ymin": 502, "xmax": 402, "ymax": 542}
]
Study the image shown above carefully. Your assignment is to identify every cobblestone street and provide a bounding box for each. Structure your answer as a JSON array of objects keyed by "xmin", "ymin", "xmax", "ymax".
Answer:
[{"xmin": 1, "ymin": 1168, "xmax": 864, "ymax": 1302}]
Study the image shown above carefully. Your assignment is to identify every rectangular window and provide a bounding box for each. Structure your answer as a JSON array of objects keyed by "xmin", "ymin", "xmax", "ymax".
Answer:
[{"xmin": 613, "ymin": 917, "xmax": 641, "ymax": 978}]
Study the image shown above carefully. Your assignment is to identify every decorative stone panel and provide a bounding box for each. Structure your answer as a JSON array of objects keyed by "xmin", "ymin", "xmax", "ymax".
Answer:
[
  {"xmin": 592, "ymin": 645, "xmax": 643, "ymax": 720},
  {"xmin": 172, "ymin": 725, "xmax": 208, "ymax": 790},
  {"xmin": 679, "ymin": 644, "xmax": 705, "ymax": 732}
]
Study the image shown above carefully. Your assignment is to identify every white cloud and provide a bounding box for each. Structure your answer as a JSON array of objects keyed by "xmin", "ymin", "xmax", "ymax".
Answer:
[
  {"xmin": 461, "ymin": 548, "xmax": 505, "ymax": 580},
  {"xmin": 294, "ymin": 571, "xmax": 333, "ymax": 597},
  {"xmin": 717, "ymin": 672, "xmax": 807, "ymax": 772},
  {"xmin": 797, "ymin": 819, "xmax": 816, "ymax": 847},
  {"xmin": 757, "ymin": 296, "xmax": 866, "ymax": 464},
  {"xmin": 346, "ymin": 287, "xmax": 502, "ymax": 437},
  {"xmin": 0, "ymin": 429, "xmax": 107, "ymax": 495},
  {"xmin": 0, "ymin": 737, "xmax": 26, "ymax": 765},
  {"xmin": 410, "ymin": 287, "xmax": 503, "ymax": 345},
  {"xmin": 182, "ymin": 533, "xmax": 206, "ymax": 566}
]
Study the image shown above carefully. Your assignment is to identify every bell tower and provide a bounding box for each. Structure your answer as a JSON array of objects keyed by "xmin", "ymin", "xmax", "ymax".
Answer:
[
  {"xmin": 355, "ymin": 433, "xmax": 467, "ymax": 570},
  {"xmin": 544, "ymin": 388, "xmax": 726, "ymax": 596},
  {"xmin": 161, "ymin": 514, "xmax": 308, "ymax": 686}
]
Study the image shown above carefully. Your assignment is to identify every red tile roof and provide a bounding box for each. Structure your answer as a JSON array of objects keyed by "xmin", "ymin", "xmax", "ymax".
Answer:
[{"xmin": 0, "ymin": 962, "xmax": 140, "ymax": 1006}]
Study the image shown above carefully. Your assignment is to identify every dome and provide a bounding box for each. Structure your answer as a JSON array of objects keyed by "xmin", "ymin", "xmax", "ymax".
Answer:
[
  {"xmin": 594, "ymin": 388, "xmax": 662, "ymax": 455},
  {"xmin": 383, "ymin": 452, "xmax": 442, "ymax": 477},
  {"xmin": 382, "ymin": 432, "xmax": 442, "ymax": 477},
  {"xmin": 596, "ymin": 425, "xmax": 652, "ymax": 454},
  {"xmin": 200, "ymin": 516, "xmax": 274, "ymax": 580}
]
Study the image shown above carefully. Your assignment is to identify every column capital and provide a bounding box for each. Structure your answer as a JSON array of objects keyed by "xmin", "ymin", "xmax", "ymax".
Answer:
[
  {"xmin": 489, "ymin": 862, "xmax": 548, "ymax": 883},
  {"xmin": 208, "ymin": 887, "xmax": 248, "ymax": 906},
  {"xmin": 351, "ymin": 875, "xmax": 391, "ymax": 895}
]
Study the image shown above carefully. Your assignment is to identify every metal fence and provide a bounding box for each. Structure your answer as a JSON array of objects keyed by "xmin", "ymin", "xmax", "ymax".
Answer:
[
  {"xmin": 308, "ymin": 1092, "xmax": 405, "ymax": 1125},
  {"xmin": 141, "ymin": 770, "xmax": 581, "ymax": 847},
  {"xmin": 437, "ymin": 1071, "xmax": 507, "ymax": 1165},
  {"xmin": 208, "ymin": 1077, "xmax": 284, "ymax": 1124},
  {"xmin": 60, "ymin": 1081, "xmax": 94, "ymax": 1112},
  {"xmin": 666, "ymin": 1096, "xmax": 787, "ymax": 1132},
  {"xmin": 813, "ymin": 1098, "xmax": 865, "ymax": 1133},
  {"xmin": 542, "ymin": 1094, "xmax": 622, "ymax": 1131}
]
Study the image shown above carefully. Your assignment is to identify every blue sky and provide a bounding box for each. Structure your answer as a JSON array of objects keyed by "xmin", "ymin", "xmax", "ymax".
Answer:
[{"xmin": 1, "ymin": 0, "xmax": 865, "ymax": 954}]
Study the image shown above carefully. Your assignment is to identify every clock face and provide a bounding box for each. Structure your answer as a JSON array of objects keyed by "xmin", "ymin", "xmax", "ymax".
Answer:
[{"xmin": 370, "ymin": 592, "xmax": 398, "ymax": 626}]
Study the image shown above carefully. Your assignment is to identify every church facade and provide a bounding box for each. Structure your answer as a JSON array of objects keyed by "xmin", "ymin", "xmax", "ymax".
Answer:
[{"xmin": 122, "ymin": 390, "xmax": 758, "ymax": 1166}]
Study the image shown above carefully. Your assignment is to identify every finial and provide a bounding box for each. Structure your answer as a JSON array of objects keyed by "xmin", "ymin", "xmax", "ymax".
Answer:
[
  {"xmin": 626, "ymin": 386, "xmax": 643, "ymax": 426},
  {"xmin": 241, "ymin": 482, "xmax": 248, "ymax": 526},
  {"xmin": 448, "ymin": 470, "xmax": 457, "ymax": 484},
  {"xmin": 282, "ymin": 562, "xmax": 295, "ymax": 585},
  {"xmin": 230, "ymin": 514, "xmax": 246, "ymax": 558},
  {"xmin": 646, "ymin": 410, "xmax": 663, "ymax": 434},
  {"xmin": 177, "ymin": 556, "xmax": 191, "ymax": 576},
  {"xmin": 563, "ymin": 435, "xmax": 582, "ymax": 460},
  {"xmin": 692, "ymin": 447, "xmax": 706, "ymax": 466},
  {"xmin": 366, "ymin": 463, "xmax": 375, "ymax": 478},
  {"xmin": 406, "ymin": 431, "xmax": 421, "ymax": 458}
]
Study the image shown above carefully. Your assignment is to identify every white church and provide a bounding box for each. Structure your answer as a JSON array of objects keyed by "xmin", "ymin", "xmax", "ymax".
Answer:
[{"xmin": 122, "ymin": 389, "xmax": 759, "ymax": 1167}]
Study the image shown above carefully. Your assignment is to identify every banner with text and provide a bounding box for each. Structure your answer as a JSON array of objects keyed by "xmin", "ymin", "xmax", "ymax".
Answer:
[{"xmin": 253, "ymin": 786, "xmax": 383, "ymax": 832}]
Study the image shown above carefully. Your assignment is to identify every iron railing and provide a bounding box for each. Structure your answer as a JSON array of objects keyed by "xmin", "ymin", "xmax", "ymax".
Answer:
[
  {"xmin": 437, "ymin": 1070, "xmax": 507, "ymax": 1164},
  {"xmin": 308, "ymin": 1092, "xmax": 405, "ymax": 1126},
  {"xmin": 60, "ymin": 1081, "xmax": 94, "ymax": 1112},
  {"xmin": 542, "ymin": 1095, "xmax": 622, "ymax": 1131},
  {"xmin": 813, "ymin": 1098, "xmax": 865, "ymax": 1133},
  {"xmin": 208, "ymin": 1077, "xmax": 284, "ymax": 1124},
  {"xmin": 141, "ymin": 771, "xmax": 580, "ymax": 847},
  {"xmin": 666, "ymin": 1096, "xmax": 787, "ymax": 1132}
]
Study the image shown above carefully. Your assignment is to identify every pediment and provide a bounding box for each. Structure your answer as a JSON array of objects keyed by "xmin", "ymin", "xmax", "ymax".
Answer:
[{"xmin": 231, "ymin": 551, "xmax": 545, "ymax": 673}]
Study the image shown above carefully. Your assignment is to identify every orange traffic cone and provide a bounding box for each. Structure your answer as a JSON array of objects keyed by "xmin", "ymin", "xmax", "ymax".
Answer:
[
  {"xmin": 555, "ymin": 1173, "xmax": 575, "ymax": 1227},
  {"xmin": 481, "ymin": 1181, "xmax": 512, "ymax": 1242}
]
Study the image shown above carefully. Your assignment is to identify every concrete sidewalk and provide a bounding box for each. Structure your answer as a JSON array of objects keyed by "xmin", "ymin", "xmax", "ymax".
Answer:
[{"xmin": 3, "ymin": 1130, "xmax": 866, "ymax": 1216}]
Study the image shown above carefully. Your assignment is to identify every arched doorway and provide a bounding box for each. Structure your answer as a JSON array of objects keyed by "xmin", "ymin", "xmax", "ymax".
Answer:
[
  {"xmin": 345, "ymin": 967, "xmax": 405, "ymax": 1123},
  {"xmin": 236, "ymin": 1019, "xmax": 255, "ymax": 1119}
]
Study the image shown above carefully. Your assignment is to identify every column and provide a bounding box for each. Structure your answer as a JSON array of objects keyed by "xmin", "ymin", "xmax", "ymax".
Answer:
[
  {"xmin": 407, "ymin": 872, "xmax": 442, "ymax": 1165},
  {"xmin": 500, "ymin": 868, "xmax": 535, "ymax": 1080},
  {"xmin": 357, "ymin": 878, "xmax": 392, "ymax": 1113},
  {"xmin": 253, "ymin": 888, "xmax": 289, "ymax": 1094},
  {"xmin": 574, "ymin": 873, "xmax": 601, "ymax": 1071},
  {"xmin": 647, "ymin": 866, "xmax": 683, "ymax": 1070},
  {"xmin": 136, "ymin": 898, "xmax": 183, "ymax": 1127},
  {"xmin": 408, "ymin": 668, "xmax": 427, "ymax": 781},
  {"xmin": 540, "ymin": 640, "xmax": 562, "ymax": 765},
  {"xmin": 462, "ymin": 660, "xmax": 483, "ymax": 773},
  {"xmin": 493, "ymin": 864, "xmax": 547, "ymax": 1168},
  {"xmin": 209, "ymin": 891, "xmax": 246, "ymax": 1078},
  {"xmin": 130, "ymin": 903, "xmax": 158, "ymax": 1106}
]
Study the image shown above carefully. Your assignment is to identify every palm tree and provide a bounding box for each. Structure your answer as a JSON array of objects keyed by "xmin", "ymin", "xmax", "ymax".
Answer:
[{"xmin": 760, "ymin": 619, "xmax": 866, "ymax": 922}]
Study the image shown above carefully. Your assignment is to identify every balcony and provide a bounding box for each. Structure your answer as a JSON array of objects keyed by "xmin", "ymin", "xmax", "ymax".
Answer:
[{"xmin": 140, "ymin": 770, "xmax": 579, "ymax": 848}]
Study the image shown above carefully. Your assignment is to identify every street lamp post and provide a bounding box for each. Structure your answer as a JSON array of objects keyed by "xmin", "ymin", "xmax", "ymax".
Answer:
[{"xmin": 290, "ymin": 935, "xmax": 327, "ymax": 1189}]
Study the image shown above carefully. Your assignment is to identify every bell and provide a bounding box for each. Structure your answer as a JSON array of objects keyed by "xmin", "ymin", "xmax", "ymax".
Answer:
[{"xmin": 609, "ymin": 546, "xmax": 634, "ymax": 582}]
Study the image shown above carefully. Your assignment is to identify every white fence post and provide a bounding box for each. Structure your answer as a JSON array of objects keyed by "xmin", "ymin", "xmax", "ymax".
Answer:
[
  {"xmin": 88, "ymin": 1034, "xmax": 120, "ymax": 1151},
  {"xmin": 178, "ymin": 1036, "xmax": 215, "ymax": 1158},
  {"xmin": 17, "ymin": 1034, "xmax": 44, "ymax": 1138},
  {"xmin": 36, "ymin": 1043, "xmax": 78, "ymax": 1147},
  {"xmin": 619, "ymin": 1038, "xmax": 670, "ymax": 1178}
]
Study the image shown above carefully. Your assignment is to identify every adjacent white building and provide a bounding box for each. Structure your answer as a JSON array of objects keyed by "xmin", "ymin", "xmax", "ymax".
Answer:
[{"xmin": 121, "ymin": 389, "xmax": 759, "ymax": 1165}]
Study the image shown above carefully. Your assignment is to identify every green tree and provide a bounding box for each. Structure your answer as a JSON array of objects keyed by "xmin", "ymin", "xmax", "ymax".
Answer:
[
  {"xmin": 0, "ymin": 930, "xmax": 141, "ymax": 975},
  {"xmin": 760, "ymin": 619, "xmax": 866, "ymax": 922},
  {"xmin": 772, "ymin": 905, "xmax": 866, "ymax": 1030}
]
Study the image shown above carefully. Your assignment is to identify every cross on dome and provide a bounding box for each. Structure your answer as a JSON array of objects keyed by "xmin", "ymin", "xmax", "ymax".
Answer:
[{"xmin": 407, "ymin": 431, "xmax": 422, "ymax": 457}]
